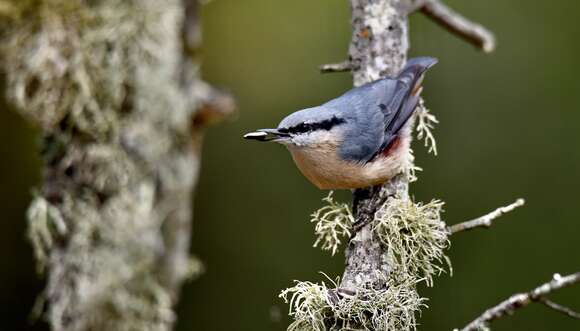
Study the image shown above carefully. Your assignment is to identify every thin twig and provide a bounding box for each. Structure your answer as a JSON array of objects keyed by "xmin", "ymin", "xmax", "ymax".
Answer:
[
  {"xmin": 539, "ymin": 298, "xmax": 580, "ymax": 319},
  {"xmin": 415, "ymin": 0, "xmax": 496, "ymax": 53},
  {"xmin": 457, "ymin": 272, "xmax": 580, "ymax": 331},
  {"xmin": 319, "ymin": 61, "xmax": 353, "ymax": 73},
  {"xmin": 447, "ymin": 199, "xmax": 525, "ymax": 234}
]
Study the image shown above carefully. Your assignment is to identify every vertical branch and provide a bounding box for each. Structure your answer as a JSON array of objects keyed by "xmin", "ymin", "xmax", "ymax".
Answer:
[
  {"xmin": 341, "ymin": 0, "xmax": 497, "ymax": 293},
  {"xmin": 286, "ymin": 1, "xmax": 498, "ymax": 329},
  {"xmin": 0, "ymin": 0, "xmax": 233, "ymax": 329},
  {"xmin": 341, "ymin": 0, "xmax": 410, "ymax": 292},
  {"xmin": 157, "ymin": 0, "xmax": 202, "ymax": 296}
]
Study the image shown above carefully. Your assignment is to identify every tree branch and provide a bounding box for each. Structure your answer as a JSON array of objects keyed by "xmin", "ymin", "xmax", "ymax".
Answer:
[
  {"xmin": 339, "ymin": 0, "xmax": 410, "ymax": 292},
  {"xmin": 319, "ymin": 61, "xmax": 353, "ymax": 73},
  {"xmin": 447, "ymin": 198, "xmax": 525, "ymax": 234},
  {"xmin": 413, "ymin": 0, "xmax": 496, "ymax": 53},
  {"xmin": 284, "ymin": 0, "xmax": 500, "ymax": 328},
  {"xmin": 458, "ymin": 272, "xmax": 580, "ymax": 331},
  {"xmin": 540, "ymin": 298, "xmax": 580, "ymax": 319},
  {"xmin": 3, "ymin": 0, "xmax": 216, "ymax": 329},
  {"xmin": 340, "ymin": 0, "xmax": 497, "ymax": 292}
]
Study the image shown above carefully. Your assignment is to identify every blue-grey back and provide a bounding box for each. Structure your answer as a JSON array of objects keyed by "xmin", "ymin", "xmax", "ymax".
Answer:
[
  {"xmin": 325, "ymin": 78, "xmax": 400, "ymax": 163},
  {"xmin": 276, "ymin": 56, "xmax": 435, "ymax": 164}
]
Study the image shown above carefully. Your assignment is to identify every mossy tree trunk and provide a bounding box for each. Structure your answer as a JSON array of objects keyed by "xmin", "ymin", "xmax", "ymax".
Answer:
[{"xmin": 0, "ymin": 1, "xmax": 231, "ymax": 330}]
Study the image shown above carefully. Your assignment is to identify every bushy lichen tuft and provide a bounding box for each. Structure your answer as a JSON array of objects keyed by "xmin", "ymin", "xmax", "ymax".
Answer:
[
  {"xmin": 310, "ymin": 192, "xmax": 355, "ymax": 256},
  {"xmin": 284, "ymin": 195, "xmax": 450, "ymax": 329},
  {"xmin": 280, "ymin": 274, "xmax": 425, "ymax": 331},
  {"xmin": 374, "ymin": 198, "xmax": 450, "ymax": 287}
]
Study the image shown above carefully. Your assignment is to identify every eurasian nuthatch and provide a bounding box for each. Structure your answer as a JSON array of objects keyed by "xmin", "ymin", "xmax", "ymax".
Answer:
[{"xmin": 244, "ymin": 57, "xmax": 437, "ymax": 189}]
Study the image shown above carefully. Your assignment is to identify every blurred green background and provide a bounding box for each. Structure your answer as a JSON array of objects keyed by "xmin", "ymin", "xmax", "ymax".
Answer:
[{"xmin": 1, "ymin": 0, "xmax": 579, "ymax": 330}]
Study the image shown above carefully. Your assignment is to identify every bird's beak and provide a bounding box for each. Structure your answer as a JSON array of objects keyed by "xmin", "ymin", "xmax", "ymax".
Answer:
[{"xmin": 243, "ymin": 129, "xmax": 289, "ymax": 142}]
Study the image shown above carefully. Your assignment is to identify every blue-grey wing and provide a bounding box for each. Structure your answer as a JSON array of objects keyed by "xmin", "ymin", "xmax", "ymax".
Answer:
[
  {"xmin": 336, "ymin": 104, "xmax": 385, "ymax": 163},
  {"xmin": 328, "ymin": 57, "xmax": 436, "ymax": 163},
  {"xmin": 324, "ymin": 81, "xmax": 394, "ymax": 163},
  {"xmin": 382, "ymin": 57, "xmax": 438, "ymax": 144}
]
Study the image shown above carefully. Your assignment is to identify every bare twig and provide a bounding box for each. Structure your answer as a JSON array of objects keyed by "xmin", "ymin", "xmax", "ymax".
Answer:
[
  {"xmin": 319, "ymin": 60, "xmax": 353, "ymax": 73},
  {"xmin": 458, "ymin": 272, "xmax": 580, "ymax": 331},
  {"xmin": 540, "ymin": 298, "xmax": 580, "ymax": 319},
  {"xmin": 413, "ymin": 0, "xmax": 496, "ymax": 53},
  {"xmin": 448, "ymin": 199, "xmax": 525, "ymax": 234}
]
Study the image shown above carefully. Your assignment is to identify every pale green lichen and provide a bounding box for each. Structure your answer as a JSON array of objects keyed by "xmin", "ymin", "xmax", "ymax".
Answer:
[
  {"xmin": 374, "ymin": 198, "xmax": 451, "ymax": 287},
  {"xmin": 3, "ymin": 1, "xmax": 195, "ymax": 330},
  {"xmin": 415, "ymin": 99, "xmax": 439, "ymax": 156},
  {"xmin": 27, "ymin": 195, "xmax": 68, "ymax": 272},
  {"xmin": 311, "ymin": 192, "xmax": 355, "ymax": 256},
  {"xmin": 2, "ymin": 1, "xmax": 115, "ymax": 134},
  {"xmin": 286, "ymin": 193, "xmax": 450, "ymax": 330},
  {"xmin": 186, "ymin": 255, "xmax": 206, "ymax": 281},
  {"xmin": 1, "ymin": 0, "xmax": 190, "ymax": 138},
  {"xmin": 43, "ymin": 183, "xmax": 178, "ymax": 331},
  {"xmin": 308, "ymin": 193, "xmax": 451, "ymax": 286},
  {"xmin": 404, "ymin": 148, "xmax": 422, "ymax": 183},
  {"xmin": 280, "ymin": 274, "xmax": 425, "ymax": 331}
]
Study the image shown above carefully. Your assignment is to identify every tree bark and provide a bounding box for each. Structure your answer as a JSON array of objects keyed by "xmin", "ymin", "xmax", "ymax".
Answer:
[
  {"xmin": 341, "ymin": 0, "xmax": 411, "ymax": 292},
  {"xmin": 339, "ymin": 0, "xmax": 496, "ymax": 294},
  {"xmin": 0, "ymin": 0, "xmax": 232, "ymax": 330}
]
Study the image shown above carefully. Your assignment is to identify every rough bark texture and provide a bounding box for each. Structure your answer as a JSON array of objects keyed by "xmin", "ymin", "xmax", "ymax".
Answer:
[
  {"xmin": 0, "ymin": 0, "xmax": 219, "ymax": 330},
  {"xmin": 341, "ymin": 0, "xmax": 411, "ymax": 292}
]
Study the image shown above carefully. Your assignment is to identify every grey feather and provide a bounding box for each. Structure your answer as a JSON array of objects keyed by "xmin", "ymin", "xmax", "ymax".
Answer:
[
  {"xmin": 334, "ymin": 56, "xmax": 437, "ymax": 162},
  {"xmin": 271, "ymin": 56, "xmax": 437, "ymax": 163}
]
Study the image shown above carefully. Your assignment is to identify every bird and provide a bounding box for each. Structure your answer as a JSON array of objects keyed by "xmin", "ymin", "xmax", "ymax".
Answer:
[{"xmin": 244, "ymin": 57, "xmax": 437, "ymax": 190}]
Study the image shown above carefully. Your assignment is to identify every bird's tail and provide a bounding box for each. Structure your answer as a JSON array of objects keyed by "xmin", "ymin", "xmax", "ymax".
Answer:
[
  {"xmin": 385, "ymin": 57, "xmax": 438, "ymax": 136},
  {"xmin": 396, "ymin": 57, "xmax": 438, "ymax": 86}
]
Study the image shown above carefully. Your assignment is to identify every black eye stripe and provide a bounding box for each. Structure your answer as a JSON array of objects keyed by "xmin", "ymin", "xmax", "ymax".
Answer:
[{"xmin": 282, "ymin": 116, "xmax": 345, "ymax": 134}]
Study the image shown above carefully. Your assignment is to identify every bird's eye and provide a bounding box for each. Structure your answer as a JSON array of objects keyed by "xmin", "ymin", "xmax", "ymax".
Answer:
[
  {"xmin": 285, "ymin": 117, "xmax": 345, "ymax": 134},
  {"xmin": 294, "ymin": 123, "xmax": 310, "ymax": 133}
]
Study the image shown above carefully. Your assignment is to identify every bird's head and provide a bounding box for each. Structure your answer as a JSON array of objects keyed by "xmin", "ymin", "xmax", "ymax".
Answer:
[{"xmin": 244, "ymin": 107, "xmax": 347, "ymax": 148}]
